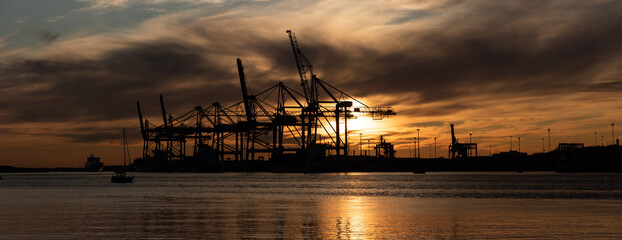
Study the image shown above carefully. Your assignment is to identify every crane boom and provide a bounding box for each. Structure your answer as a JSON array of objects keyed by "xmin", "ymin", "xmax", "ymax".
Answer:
[
  {"xmin": 352, "ymin": 106, "xmax": 396, "ymax": 120},
  {"xmin": 237, "ymin": 58, "xmax": 254, "ymax": 122},
  {"xmin": 136, "ymin": 101, "xmax": 146, "ymax": 138},
  {"xmin": 451, "ymin": 124, "xmax": 458, "ymax": 144},
  {"xmin": 159, "ymin": 94, "xmax": 168, "ymax": 127},
  {"xmin": 286, "ymin": 30, "xmax": 315, "ymax": 104}
]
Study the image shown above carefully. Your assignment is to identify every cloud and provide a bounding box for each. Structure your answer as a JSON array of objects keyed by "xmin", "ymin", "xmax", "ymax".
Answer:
[
  {"xmin": 77, "ymin": 0, "xmax": 131, "ymax": 11},
  {"xmin": 76, "ymin": 0, "xmax": 226, "ymax": 12},
  {"xmin": 0, "ymin": 40, "xmax": 242, "ymax": 125},
  {"xmin": 38, "ymin": 29, "xmax": 60, "ymax": 43},
  {"xmin": 0, "ymin": 28, "xmax": 21, "ymax": 48},
  {"xmin": 2, "ymin": 0, "xmax": 622, "ymax": 156},
  {"xmin": 297, "ymin": 0, "xmax": 622, "ymax": 106}
]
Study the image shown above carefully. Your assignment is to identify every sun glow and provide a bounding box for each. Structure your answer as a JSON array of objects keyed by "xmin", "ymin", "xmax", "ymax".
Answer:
[{"xmin": 347, "ymin": 117, "xmax": 377, "ymax": 132}]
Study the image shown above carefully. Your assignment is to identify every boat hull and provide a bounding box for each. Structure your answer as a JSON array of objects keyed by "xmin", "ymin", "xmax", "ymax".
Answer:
[{"xmin": 111, "ymin": 176, "xmax": 133, "ymax": 183}]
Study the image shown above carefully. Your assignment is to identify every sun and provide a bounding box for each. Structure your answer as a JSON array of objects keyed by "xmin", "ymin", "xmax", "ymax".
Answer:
[{"xmin": 347, "ymin": 117, "xmax": 382, "ymax": 133}]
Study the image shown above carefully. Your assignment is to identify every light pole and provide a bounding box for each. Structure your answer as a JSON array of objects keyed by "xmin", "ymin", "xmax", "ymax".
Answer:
[
  {"xmin": 413, "ymin": 137, "xmax": 417, "ymax": 158},
  {"xmin": 359, "ymin": 133, "xmax": 362, "ymax": 156},
  {"xmin": 469, "ymin": 132, "xmax": 472, "ymax": 144},
  {"xmin": 518, "ymin": 137, "xmax": 521, "ymax": 152},
  {"xmin": 547, "ymin": 128, "xmax": 551, "ymax": 152},
  {"xmin": 434, "ymin": 137, "xmax": 437, "ymax": 158},
  {"xmin": 416, "ymin": 129, "xmax": 420, "ymax": 158},
  {"xmin": 612, "ymin": 123, "xmax": 615, "ymax": 145},
  {"xmin": 601, "ymin": 135, "xmax": 604, "ymax": 146},
  {"xmin": 367, "ymin": 139, "xmax": 370, "ymax": 156}
]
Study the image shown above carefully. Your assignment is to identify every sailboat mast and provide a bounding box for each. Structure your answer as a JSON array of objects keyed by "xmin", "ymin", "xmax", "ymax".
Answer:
[
  {"xmin": 123, "ymin": 128, "xmax": 127, "ymax": 166},
  {"xmin": 126, "ymin": 137, "xmax": 131, "ymax": 166},
  {"xmin": 126, "ymin": 130, "xmax": 131, "ymax": 165}
]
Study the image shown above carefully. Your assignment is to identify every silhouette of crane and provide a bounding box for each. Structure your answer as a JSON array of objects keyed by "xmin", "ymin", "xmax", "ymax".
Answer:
[{"xmin": 449, "ymin": 124, "xmax": 477, "ymax": 159}]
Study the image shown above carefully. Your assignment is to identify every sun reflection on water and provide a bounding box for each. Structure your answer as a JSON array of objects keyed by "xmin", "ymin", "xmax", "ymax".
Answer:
[
  {"xmin": 3, "ymin": 173, "xmax": 622, "ymax": 239},
  {"xmin": 319, "ymin": 196, "xmax": 374, "ymax": 239}
]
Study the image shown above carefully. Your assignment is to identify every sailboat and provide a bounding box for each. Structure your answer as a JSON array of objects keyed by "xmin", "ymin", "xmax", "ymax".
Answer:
[{"xmin": 111, "ymin": 128, "xmax": 134, "ymax": 183}]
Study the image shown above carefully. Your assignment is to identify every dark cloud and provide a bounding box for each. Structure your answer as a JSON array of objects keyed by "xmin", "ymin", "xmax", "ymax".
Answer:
[
  {"xmin": 388, "ymin": 9, "xmax": 438, "ymax": 25},
  {"xmin": 3, "ymin": 0, "xmax": 622, "ymax": 146},
  {"xmin": 39, "ymin": 29, "xmax": 60, "ymax": 43},
  {"xmin": 408, "ymin": 101, "xmax": 480, "ymax": 117},
  {"xmin": 0, "ymin": 41, "xmax": 240, "ymax": 125},
  {"xmin": 408, "ymin": 121, "xmax": 446, "ymax": 128},
  {"xmin": 59, "ymin": 125, "xmax": 142, "ymax": 144},
  {"xmin": 291, "ymin": 0, "xmax": 622, "ymax": 106},
  {"xmin": 583, "ymin": 79, "xmax": 622, "ymax": 92}
]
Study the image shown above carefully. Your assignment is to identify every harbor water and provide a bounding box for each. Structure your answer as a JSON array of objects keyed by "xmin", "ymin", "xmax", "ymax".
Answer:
[{"xmin": 1, "ymin": 172, "xmax": 622, "ymax": 239}]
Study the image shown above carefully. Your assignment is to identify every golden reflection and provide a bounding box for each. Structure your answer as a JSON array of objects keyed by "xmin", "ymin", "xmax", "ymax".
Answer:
[
  {"xmin": 320, "ymin": 196, "xmax": 372, "ymax": 239},
  {"xmin": 314, "ymin": 196, "xmax": 474, "ymax": 239}
]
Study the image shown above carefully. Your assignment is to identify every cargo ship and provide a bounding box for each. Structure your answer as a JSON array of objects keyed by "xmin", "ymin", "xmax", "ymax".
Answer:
[{"xmin": 84, "ymin": 154, "xmax": 103, "ymax": 171}]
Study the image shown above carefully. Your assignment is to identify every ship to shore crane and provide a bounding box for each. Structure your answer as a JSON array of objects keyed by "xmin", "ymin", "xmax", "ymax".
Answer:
[
  {"xmin": 286, "ymin": 30, "xmax": 396, "ymax": 157},
  {"xmin": 134, "ymin": 30, "xmax": 397, "ymax": 171}
]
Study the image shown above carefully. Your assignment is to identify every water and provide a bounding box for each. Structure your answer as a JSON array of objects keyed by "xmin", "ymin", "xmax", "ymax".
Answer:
[{"xmin": 1, "ymin": 172, "xmax": 622, "ymax": 239}]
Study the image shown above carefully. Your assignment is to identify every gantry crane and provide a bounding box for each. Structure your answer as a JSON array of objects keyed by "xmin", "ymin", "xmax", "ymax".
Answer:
[
  {"xmin": 448, "ymin": 124, "xmax": 477, "ymax": 159},
  {"xmin": 286, "ymin": 30, "xmax": 396, "ymax": 157},
  {"xmin": 135, "ymin": 30, "xmax": 396, "ymax": 171}
]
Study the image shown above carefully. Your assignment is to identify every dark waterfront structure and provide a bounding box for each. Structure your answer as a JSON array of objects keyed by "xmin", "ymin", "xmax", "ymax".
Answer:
[
  {"xmin": 448, "ymin": 124, "xmax": 477, "ymax": 159},
  {"xmin": 128, "ymin": 31, "xmax": 622, "ymax": 173},
  {"xmin": 423, "ymin": 143, "xmax": 622, "ymax": 172},
  {"xmin": 549, "ymin": 143, "xmax": 622, "ymax": 172},
  {"xmin": 133, "ymin": 30, "xmax": 395, "ymax": 172},
  {"xmin": 375, "ymin": 136, "xmax": 396, "ymax": 159}
]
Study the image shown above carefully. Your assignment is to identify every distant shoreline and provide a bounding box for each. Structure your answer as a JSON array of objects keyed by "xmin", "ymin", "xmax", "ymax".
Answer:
[
  {"xmin": 0, "ymin": 165, "xmax": 126, "ymax": 173},
  {"xmin": 0, "ymin": 166, "xmax": 85, "ymax": 173},
  {"xmin": 2, "ymin": 165, "xmax": 620, "ymax": 173}
]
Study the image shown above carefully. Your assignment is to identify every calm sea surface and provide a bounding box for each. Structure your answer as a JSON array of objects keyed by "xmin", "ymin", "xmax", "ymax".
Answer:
[{"xmin": 1, "ymin": 172, "xmax": 622, "ymax": 239}]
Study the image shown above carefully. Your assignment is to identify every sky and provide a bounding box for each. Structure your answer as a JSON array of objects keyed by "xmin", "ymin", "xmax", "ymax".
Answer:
[{"xmin": 1, "ymin": 0, "xmax": 622, "ymax": 167}]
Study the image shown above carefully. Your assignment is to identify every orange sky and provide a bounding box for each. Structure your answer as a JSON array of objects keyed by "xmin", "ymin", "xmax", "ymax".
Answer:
[{"xmin": 2, "ymin": 0, "xmax": 622, "ymax": 167}]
